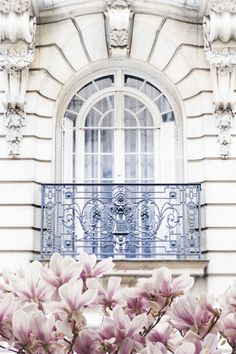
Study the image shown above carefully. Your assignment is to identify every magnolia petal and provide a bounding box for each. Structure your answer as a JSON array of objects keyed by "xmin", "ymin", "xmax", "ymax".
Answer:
[
  {"xmin": 113, "ymin": 305, "xmax": 129, "ymax": 331},
  {"xmin": 77, "ymin": 288, "xmax": 97, "ymax": 309},
  {"xmin": 175, "ymin": 342, "xmax": 195, "ymax": 354},
  {"xmin": 50, "ymin": 253, "xmax": 64, "ymax": 277},
  {"xmin": 0, "ymin": 293, "xmax": 14, "ymax": 321},
  {"xmin": 154, "ymin": 268, "xmax": 171, "ymax": 296},
  {"xmin": 107, "ymin": 277, "xmax": 121, "ymax": 300},
  {"xmin": 139, "ymin": 343, "xmax": 168, "ymax": 354},
  {"xmin": 128, "ymin": 313, "xmax": 147, "ymax": 337},
  {"xmin": 43, "ymin": 301, "xmax": 68, "ymax": 314},
  {"xmin": 86, "ymin": 278, "xmax": 104, "ymax": 295},
  {"xmin": 203, "ymin": 333, "xmax": 219, "ymax": 351},
  {"xmin": 12, "ymin": 310, "xmax": 30, "ymax": 344},
  {"xmin": 118, "ymin": 338, "xmax": 133, "ymax": 354},
  {"xmin": 172, "ymin": 273, "xmax": 194, "ymax": 294},
  {"xmin": 93, "ymin": 258, "xmax": 114, "ymax": 277},
  {"xmin": 79, "ymin": 252, "xmax": 96, "ymax": 273},
  {"xmin": 41, "ymin": 268, "xmax": 61, "ymax": 288}
]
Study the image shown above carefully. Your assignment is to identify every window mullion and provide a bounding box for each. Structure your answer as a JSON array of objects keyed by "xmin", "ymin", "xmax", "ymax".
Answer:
[{"xmin": 114, "ymin": 91, "xmax": 124, "ymax": 182}]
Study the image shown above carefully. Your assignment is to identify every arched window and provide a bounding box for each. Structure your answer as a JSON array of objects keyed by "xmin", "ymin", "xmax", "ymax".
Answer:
[{"xmin": 62, "ymin": 70, "xmax": 177, "ymax": 183}]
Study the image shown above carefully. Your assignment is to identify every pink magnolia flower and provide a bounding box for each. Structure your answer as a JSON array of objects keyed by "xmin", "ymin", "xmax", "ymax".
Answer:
[
  {"xmin": 181, "ymin": 331, "xmax": 222, "ymax": 354},
  {"xmin": 124, "ymin": 288, "xmax": 150, "ymax": 319},
  {"xmin": 12, "ymin": 309, "xmax": 33, "ymax": 350},
  {"xmin": 135, "ymin": 268, "xmax": 194, "ymax": 319},
  {"xmin": 44, "ymin": 279, "xmax": 97, "ymax": 326},
  {"xmin": 41, "ymin": 252, "xmax": 82, "ymax": 293},
  {"xmin": 73, "ymin": 328, "xmax": 101, "ymax": 354},
  {"xmin": 100, "ymin": 305, "xmax": 147, "ymax": 354},
  {"xmin": 152, "ymin": 267, "xmax": 194, "ymax": 298},
  {"xmin": 0, "ymin": 293, "xmax": 15, "ymax": 340},
  {"xmin": 220, "ymin": 312, "xmax": 236, "ymax": 347},
  {"xmin": 78, "ymin": 252, "xmax": 114, "ymax": 283},
  {"xmin": 86, "ymin": 276, "xmax": 125, "ymax": 312},
  {"xmin": 219, "ymin": 281, "xmax": 236, "ymax": 314},
  {"xmin": 171, "ymin": 294, "xmax": 218, "ymax": 336},
  {"xmin": 10, "ymin": 261, "xmax": 51, "ymax": 306},
  {"xmin": 30, "ymin": 311, "xmax": 64, "ymax": 354},
  {"xmin": 147, "ymin": 322, "xmax": 182, "ymax": 351}
]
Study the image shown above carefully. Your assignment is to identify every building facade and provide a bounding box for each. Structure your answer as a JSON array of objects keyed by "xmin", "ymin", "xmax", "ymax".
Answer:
[{"xmin": 0, "ymin": 0, "xmax": 236, "ymax": 294}]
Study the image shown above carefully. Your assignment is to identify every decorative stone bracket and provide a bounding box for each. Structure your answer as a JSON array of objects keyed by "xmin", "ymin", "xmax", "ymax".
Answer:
[
  {"xmin": 203, "ymin": 0, "xmax": 236, "ymax": 158},
  {"xmin": 104, "ymin": 0, "xmax": 134, "ymax": 58},
  {"xmin": 0, "ymin": 0, "xmax": 37, "ymax": 157}
]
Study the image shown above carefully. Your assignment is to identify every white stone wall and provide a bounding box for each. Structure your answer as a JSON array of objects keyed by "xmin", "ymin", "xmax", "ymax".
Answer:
[{"xmin": 0, "ymin": 1, "xmax": 235, "ymax": 294}]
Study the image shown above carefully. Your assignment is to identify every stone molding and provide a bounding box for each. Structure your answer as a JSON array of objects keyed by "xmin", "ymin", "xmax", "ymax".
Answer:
[
  {"xmin": 203, "ymin": 0, "xmax": 236, "ymax": 158},
  {"xmin": 0, "ymin": 0, "xmax": 36, "ymax": 157},
  {"xmin": 104, "ymin": 0, "xmax": 134, "ymax": 58}
]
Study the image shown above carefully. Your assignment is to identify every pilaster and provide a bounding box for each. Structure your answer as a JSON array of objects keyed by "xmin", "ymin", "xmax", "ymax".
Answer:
[
  {"xmin": 0, "ymin": 0, "xmax": 37, "ymax": 157},
  {"xmin": 203, "ymin": 0, "xmax": 236, "ymax": 158}
]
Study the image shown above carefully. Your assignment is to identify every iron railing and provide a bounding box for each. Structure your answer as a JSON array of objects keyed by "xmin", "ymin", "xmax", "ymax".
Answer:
[{"xmin": 40, "ymin": 184, "xmax": 201, "ymax": 260}]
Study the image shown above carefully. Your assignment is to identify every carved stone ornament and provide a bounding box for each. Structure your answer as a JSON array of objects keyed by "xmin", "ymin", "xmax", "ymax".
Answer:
[
  {"xmin": 0, "ymin": 0, "xmax": 36, "ymax": 157},
  {"xmin": 203, "ymin": 0, "xmax": 236, "ymax": 158},
  {"xmin": 0, "ymin": 45, "xmax": 34, "ymax": 71},
  {"xmin": 0, "ymin": 0, "xmax": 30, "ymax": 14},
  {"xmin": 104, "ymin": 0, "xmax": 134, "ymax": 57},
  {"xmin": 106, "ymin": 0, "xmax": 132, "ymax": 9},
  {"xmin": 110, "ymin": 29, "xmax": 128, "ymax": 47},
  {"xmin": 4, "ymin": 108, "xmax": 26, "ymax": 156},
  {"xmin": 210, "ymin": 0, "xmax": 236, "ymax": 13}
]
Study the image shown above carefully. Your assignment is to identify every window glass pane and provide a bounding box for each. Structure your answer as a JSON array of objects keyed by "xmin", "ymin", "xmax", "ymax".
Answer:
[
  {"xmin": 137, "ymin": 108, "xmax": 153, "ymax": 127},
  {"xmin": 162, "ymin": 112, "xmax": 175, "ymax": 122},
  {"xmin": 101, "ymin": 130, "xmax": 114, "ymax": 153},
  {"xmin": 84, "ymin": 155, "xmax": 98, "ymax": 179},
  {"xmin": 125, "ymin": 155, "xmax": 138, "ymax": 179},
  {"xmin": 125, "ymin": 95, "xmax": 144, "ymax": 113},
  {"xmin": 67, "ymin": 96, "xmax": 83, "ymax": 113},
  {"xmin": 85, "ymin": 108, "xmax": 102, "ymax": 127},
  {"xmin": 79, "ymin": 82, "xmax": 97, "ymax": 99},
  {"xmin": 141, "ymin": 155, "xmax": 154, "ymax": 179},
  {"xmin": 124, "ymin": 111, "xmax": 137, "ymax": 127},
  {"xmin": 156, "ymin": 95, "xmax": 172, "ymax": 113},
  {"xmin": 125, "ymin": 129, "xmax": 138, "ymax": 153},
  {"xmin": 141, "ymin": 130, "xmax": 154, "ymax": 153},
  {"xmin": 94, "ymin": 75, "xmax": 114, "ymax": 90},
  {"xmin": 142, "ymin": 82, "xmax": 161, "ymax": 100},
  {"xmin": 85, "ymin": 130, "xmax": 98, "ymax": 152},
  {"xmin": 94, "ymin": 96, "xmax": 114, "ymax": 114},
  {"xmin": 124, "ymin": 75, "xmax": 144, "ymax": 89},
  {"xmin": 101, "ymin": 155, "xmax": 113, "ymax": 180},
  {"xmin": 100, "ymin": 111, "xmax": 114, "ymax": 127}
]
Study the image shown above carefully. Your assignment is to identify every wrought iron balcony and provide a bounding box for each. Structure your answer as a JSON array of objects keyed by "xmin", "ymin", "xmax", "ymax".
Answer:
[{"xmin": 40, "ymin": 184, "xmax": 201, "ymax": 260}]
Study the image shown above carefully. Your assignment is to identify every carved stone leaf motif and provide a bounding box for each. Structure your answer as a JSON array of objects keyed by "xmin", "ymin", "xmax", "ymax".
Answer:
[
  {"xmin": 0, "ymin": 0, "xmax": 11, "ymax": 13},
  {"xmin": 106, "ymin": 0, "xmax": 132, "ymax": 10},
  {"xmin": 205, "ymin": 48, "xmax": 236, "ymax": 68},
  {"xmin": 216, "ymin": 110, "xmax": 234, "ymax": 129},
  {"xmin": 4, "ymin": 109, "xmax": 26, "ymax": 156},
  {"xmin": 0, "ymin": 0, "xmax": 30, "ymax": 13},
  {"xmin": 0, "ymin": 52, "xmax": 34, "ymax": 71},
  {"xmin": 110, "ymin": 29, "xmax": 128, "ymax": 48},
  {"xmin": 13, "ymin": 0, "xmax": 30, "ymax": 13},
  {"xmin": 5, "ymin": 109, "xmax": 26, "ymax": 129},
  {"xmin": 210, "ymin": 0, "xmax": 236, "ymax": 13}
]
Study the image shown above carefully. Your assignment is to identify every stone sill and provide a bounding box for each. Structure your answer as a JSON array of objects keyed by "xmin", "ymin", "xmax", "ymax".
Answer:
[{"xmin": 106, "ymin": 259, "xmax": 208, "ymax": 277}]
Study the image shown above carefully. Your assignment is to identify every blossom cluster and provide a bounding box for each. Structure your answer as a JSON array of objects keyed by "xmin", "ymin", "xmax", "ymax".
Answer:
[{"xmin": 0, "ymin": 252, "xmax": 235, "ymax": 353}]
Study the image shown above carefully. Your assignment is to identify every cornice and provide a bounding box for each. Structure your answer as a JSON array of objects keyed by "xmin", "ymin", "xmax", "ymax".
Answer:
[{"xmin": 36, "ymin": 0, "xmax": 204, "ymax": 25}]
